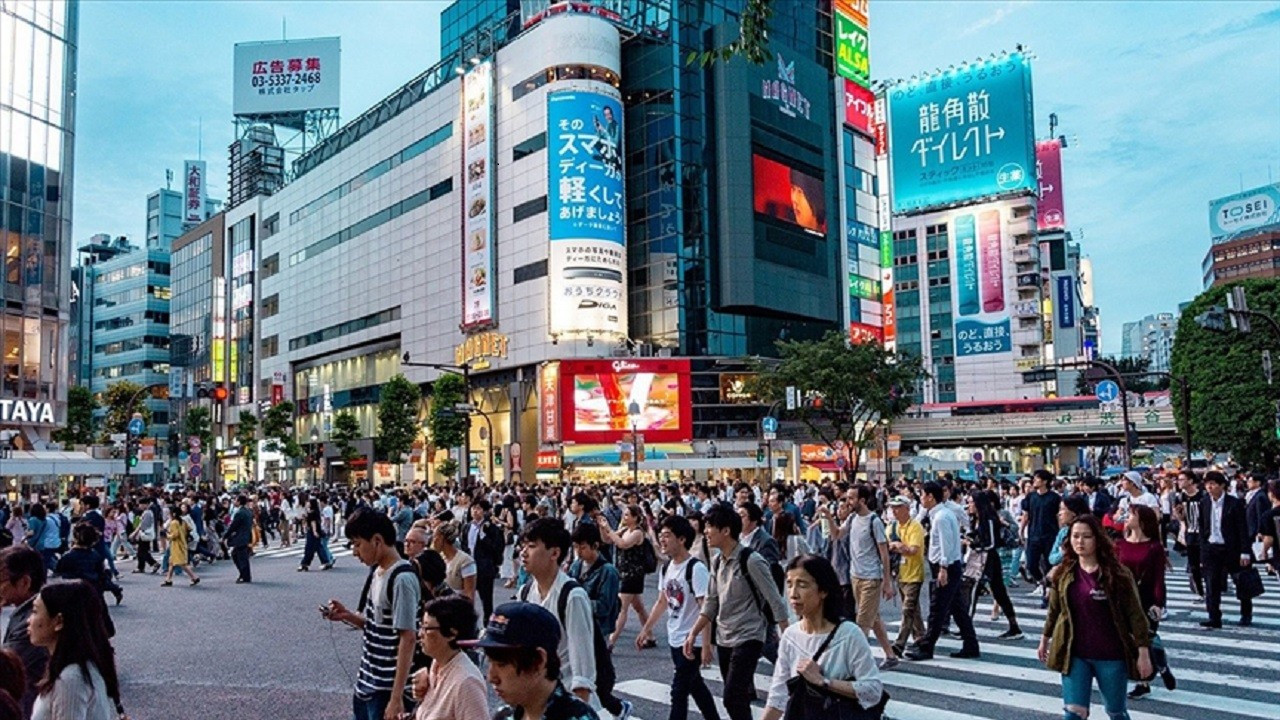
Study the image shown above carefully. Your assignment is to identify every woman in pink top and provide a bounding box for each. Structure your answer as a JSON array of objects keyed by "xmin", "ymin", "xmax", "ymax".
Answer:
[{"xmin": 411, "ymin": 595, "xmax": 489, "ymax": 720}]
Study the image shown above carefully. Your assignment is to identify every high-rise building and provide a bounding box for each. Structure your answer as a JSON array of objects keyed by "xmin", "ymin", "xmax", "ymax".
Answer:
[
  {"xmin": 1, "ymin": 0, "xmax": 80, "ymax": 449},
  {"xmin": 1201, "ymin": 182, "xmax": 1280, "ymax": 288},
  {"xmin": 218, "ymin": 1, "xmax": 854, "ymax": 486},
  {"xmin": 1120, "ymin": 312, "xmax": 1177, "ymax": 373},
  {"xmin": 167, "ymin": 212, "xmax": 226, "ymax": 467}
]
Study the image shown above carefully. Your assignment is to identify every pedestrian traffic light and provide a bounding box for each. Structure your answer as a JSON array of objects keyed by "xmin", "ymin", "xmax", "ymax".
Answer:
[
  {"xmin": 125, "ymin": 438, "xmax": 139, "ymax": 468},
  {"xmin": 210, "ymin": 384, "xmax": 229, "ymax": 402},
  {"xmin": 756, "ymin": 446, "xmax": 766, "ymax": 463},
  {"xmin": 493, "ymin": 449, "xmax": 503, "ymax": 467}
]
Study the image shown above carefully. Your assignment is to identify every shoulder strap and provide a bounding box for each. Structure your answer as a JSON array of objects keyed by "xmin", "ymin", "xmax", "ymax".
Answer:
[
  {"xmin": 357, "ymin": 566, "xmax": 377, "ymax": 613},
  {"xmin": 685, "ymin": 556, "xmax": 700, "ymax": 588},
  {"xmin": 813, "ymin": 621, "xmax": 844, "ymax": 662},
  {"xmin": 518, "ymin": 581, "xmax": 531, "ymax": 602},
  {"xmin": 557, "ymin": 579, "xmax": 583, "ymax": 628},
  {"xmin": 737, "ymin": 546, "xmax": 774, "ymax": 623}
]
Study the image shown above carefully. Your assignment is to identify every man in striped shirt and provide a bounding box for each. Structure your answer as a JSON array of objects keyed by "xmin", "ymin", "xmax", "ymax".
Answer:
[{"xmin": 323, "ymin": 508, "xmax": 421, "ymax": 720}]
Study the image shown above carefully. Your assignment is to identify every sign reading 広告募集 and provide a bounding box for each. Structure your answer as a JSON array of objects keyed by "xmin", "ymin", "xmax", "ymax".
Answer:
[{"xmin": 0, "ymin": 399, "xmax": 55, "ymax": 425}]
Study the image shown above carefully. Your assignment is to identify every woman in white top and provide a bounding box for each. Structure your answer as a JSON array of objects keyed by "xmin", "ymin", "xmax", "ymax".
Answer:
[
  {"xmin": 763, "ymin": 554, "xmax": 886, "ymax": 720},
  {"xmin": 27, "ymin": 580, "xmax": 123, "ymax": 720}
]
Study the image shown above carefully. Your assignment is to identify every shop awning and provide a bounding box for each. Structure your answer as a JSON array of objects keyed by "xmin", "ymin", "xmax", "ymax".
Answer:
[
  {"xmin": 562, "ymin": 443, "xmax": 694, "ymax": 465},
  {"xmin": 1, "ymin": 450, "xmax": 128, "ymax": 477}
]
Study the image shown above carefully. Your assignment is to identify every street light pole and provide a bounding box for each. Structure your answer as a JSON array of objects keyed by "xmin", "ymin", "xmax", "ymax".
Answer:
[
  {"xmin": 628, "ymin": 400, "xmax": 641, "ymax": 486},
  {"xmin": 403, "ymin": 353, "xmax": 471, "ymax": 485}
]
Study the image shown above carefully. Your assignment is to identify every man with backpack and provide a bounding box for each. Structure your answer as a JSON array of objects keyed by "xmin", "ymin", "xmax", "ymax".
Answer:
[
  {"xmin": 684, "ymin": 504, "xmax": 788, "ymax": 720},
  {"xmin": 322, "ymin": 508, "xmax": 420, "ymax": 720},
  {"xmin": 637, "ymin": 515, "xmax": 721, "ymax": 720},
  {"xmin": 517, "ymin": 517, "xmax": 610, "ymax": 716},
  {"xmin": 568, "ymin": 523, "xmax": 630, "ymax": 720},
  {"xmin": 827, "ymin": 485, "xmax": 899, "ymax": 669}
]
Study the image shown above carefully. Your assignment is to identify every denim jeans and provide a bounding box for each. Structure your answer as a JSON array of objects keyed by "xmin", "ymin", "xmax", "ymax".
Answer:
[
  {"xmin": 351, "ymin": 691, "xmax": 390, "ymax": 720},
  {"xmin": 670, "ymin": 645, "xmax": 721, "ymax": 720},
  {"xmin": 319, "ymin": 535, "xmax": 335, "ymax": 565},
  {"xmin": 716, "ymin": 640, "xmax": 763, "ymax": 720},
  {"xmin": 1062, "ymin": 657, "xmax": 1130, "ymax": 720}
]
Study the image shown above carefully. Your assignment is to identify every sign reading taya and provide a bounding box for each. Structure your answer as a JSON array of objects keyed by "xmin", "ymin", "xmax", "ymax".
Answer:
[
  {"xmin": 454, "ymin": 331, "xmax": 509, "ymax": 368},
  {"xmin": 762, "ymin": 53, "xmax": 812, "ymax": 120},
  {"xmin": 1036, "ymin": 140, "xmax": 1066, "ymax": 231},
  {"xmin": 547, "ymin": 90, "xmax": 627, "ymax": 338},
  {"xmin": 183, "ymin": 161, "xmax": 206, "ymax": 225},
  {"xmin": 889, "ymin": 53, "xmax": 1036, "ymax": 213},
  {"xmin": 834, "ymin": 10, "xmax": 870, "ymax": 87},
  {"xmin": 462, "ymin": 61, "xmax": 497, "ymax": 329},
  {"xmin": 0, "ymin": 399, "xmax": 55, "ymax": 424},
  {"xmin": 232, "ymin": 37, "xmax": 340, "ymax": 116}
]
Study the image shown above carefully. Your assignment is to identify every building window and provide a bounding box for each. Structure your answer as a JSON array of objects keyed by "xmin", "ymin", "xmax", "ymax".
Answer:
[
  {"xmin": 260, "ymin": 294, "xmax": 279, "ymax": 318},
  {"xmin": 513, "ymin": 133, "xmax": 547, "ymax": 162},
  {"xmin": 289, "ymin": 306, "xmax": 401, "ymax": 352},
  {"xmin": 428, "ymin": 178, "xmax": 453, "ymax": 200},
  {"xmin": 513, "ymin": 259, "xmax": 548, "ymax": 284},
  {"xmin": 262, "ymin": 213, "xmax": 280, "ymax": 239},
  {"xmin": 513, "ymin": 196, "xmax": 547, "ymax": 223},
  {"xmin": 261, "ymin": 335, "xmax": 279, "ymax": 358},
  {"xmin": 260, "ymin": 253, "xmax": 279, "ymax": 279}
]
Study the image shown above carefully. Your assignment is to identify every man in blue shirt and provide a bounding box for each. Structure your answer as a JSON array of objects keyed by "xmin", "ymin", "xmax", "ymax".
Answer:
[{"xmin": 906, "ymin": 481, "xmax": 980, "ymax": 661}]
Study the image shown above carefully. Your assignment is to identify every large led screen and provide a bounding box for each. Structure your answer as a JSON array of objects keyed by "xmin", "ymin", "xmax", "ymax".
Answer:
[
  {"xmin": 752, "ymin": 155, "xmax": 827, "ymax": 235},
  {"xmin": 558, "ymin": 359, "xmax": 692, "ymax": 444}
]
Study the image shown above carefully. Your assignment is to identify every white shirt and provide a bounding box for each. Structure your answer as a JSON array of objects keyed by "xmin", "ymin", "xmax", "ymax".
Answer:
[
  {"xmin": 30, "ymin": 662, "xmax": 116, "ymax": 720},
  {"xmin": 521, "ymin": 570, "xmax": 600, "ymax": 710},
  {"xmin": 766, "ymin": 622, "xmax": 884, "ymax": 711},
  {"xmin": 1209, "ymin": 494, "xmax": 1226, "ymax": 545},
  {"xmin": 662, "ymin": 556, "xmax": 709, "ymax": 647}
]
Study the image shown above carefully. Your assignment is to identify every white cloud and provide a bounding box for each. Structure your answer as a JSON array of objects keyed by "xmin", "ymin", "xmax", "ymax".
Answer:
[{"xmin": 960, "ymin": 0, "xmax": 1031, "ymax": 37}]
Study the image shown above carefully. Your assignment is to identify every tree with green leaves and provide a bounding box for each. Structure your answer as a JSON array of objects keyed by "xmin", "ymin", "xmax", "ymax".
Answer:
[
  {"xmin": 262, "ymin": 401, "xmax": 302, "ymax": 461},
  {"xmin": 235, "ymin": 410, "xmax": 259, "ymax": 483},
  {"xmin": 376, "ymin": 374, "xmax": 422, "ymax": 481},
  {"xmin": 331, "ymin": 411, "xmax": 363, "ymax": 483},
  {"xmin": 53, "ymin": 386, "xmax": 98, "ymax": 446},
  {"xmin": 689, "ymin": 0, "xmax": 774, "ymax": 66},
  {"xmin": 1171, "ymin": 278, "xmax": 1280, "ymax": 469},
  {"xmin": 100, "ymin": 380, "xmax": 154, "ymax": 440},
  {"xmin": 428, "ymin": 373, "xmax": 468, "ymax": 481},
  {"xmin": 1074, "ymin": 355, "xmax": 1169, "ymax": 395},
  {"xmin": 753, "ymin": 330, "xmax": 924, "ymax": 481}
]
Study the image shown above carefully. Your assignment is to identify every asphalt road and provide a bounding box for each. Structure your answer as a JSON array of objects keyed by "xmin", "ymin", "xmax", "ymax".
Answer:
[{"xmin": 4, "ymin": 543, "xmax": 1274, "ymax": 720}]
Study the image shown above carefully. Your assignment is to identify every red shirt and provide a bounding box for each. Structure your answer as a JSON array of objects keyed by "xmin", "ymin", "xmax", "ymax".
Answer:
[
  {"xmin": 1115, "ymin": 539, "xmax": 1166, "ymax": 612},
  {"xmin": 1068, "ymin": 565, "xmax": 1126, "ymax": 661}
]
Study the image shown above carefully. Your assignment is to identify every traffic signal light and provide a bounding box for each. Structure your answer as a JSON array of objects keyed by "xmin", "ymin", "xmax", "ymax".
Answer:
[
  {"xmin": 125, "ymin": 438, "xmax": 139, "ymax": 468},
  {"xmin": 756, "ymin": 446, "xmax": 766, "ymax": 463},
  {"xmin": 210, "ymin": 384, "xmax": 229, "ymax": 402}
]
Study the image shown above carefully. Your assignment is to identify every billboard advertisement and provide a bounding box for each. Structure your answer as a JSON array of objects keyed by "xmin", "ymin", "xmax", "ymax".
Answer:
[
  {"xmin": 888, "ymin": 53, "xmax": 1036, "ymax": 214},
  {"xmin": 547, "ymin": 90, "xmax": 627, "ymax": 338},
  {"xmin": 1056, "ymin": 274, "xmax": 1076, "ymax": 329},
  {"xmin": 844, "ymin": 80, "xmax": 875, "ymax": 136},
  {"xmin": 183, "ymin": 161, "xmax": 206, "ymax": 225},
  {"xmin": 1036, "ymin": 140, "xmax": 1066, "ymax": 231},
  {"xmin": 1209, "ymin": 183, "xmax": 1280, "ymax": 243},
  {"xmin": 753, "ymin": 154, "xmax": 827, "ymax": 235},
  {"xmin": 558, "ymin": 359, "xmax": 692, "ymax": 444},
  {"xmin": 540, "ymin": 362, "xmax": 561, "ymax": 444},
  {"xmin": 232, "ymin": 37, "xmax": 340, "ymax": 116},
  {"xmin": 849, "ymin": 322, "xmax": 883, "ymax": 345},
  {"xmin": 835, "ymin": 0, "xmax": 869, "ymax": 26},
  {"xmin": 950, "ymin": 206, "xmax": 1012, "ymax": 356},
  {"xmin": 834, "ymin": 10, "xmax": 870, "ymax": 87},
  {"xmin": 462, "ymin": 61, "xmax": 496, "ymax": 329}
]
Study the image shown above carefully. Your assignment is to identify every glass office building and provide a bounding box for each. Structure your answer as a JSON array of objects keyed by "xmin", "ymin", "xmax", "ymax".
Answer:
[{"xmin": 1, "ymin": 0, "xmax": 79, "ymax": 443}]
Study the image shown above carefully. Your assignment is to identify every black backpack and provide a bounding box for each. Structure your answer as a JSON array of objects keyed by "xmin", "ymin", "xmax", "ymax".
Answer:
[
  {"xmin": 358, "ymin": 562, "xmax": 429, "ymax": 670},
  {"xmin": 520, "ymin": 579, "xmax": 616, "ymax": 703},
  {"xmin": 736, "ymin": 547, "xmax": 780, "ymax": 625}
]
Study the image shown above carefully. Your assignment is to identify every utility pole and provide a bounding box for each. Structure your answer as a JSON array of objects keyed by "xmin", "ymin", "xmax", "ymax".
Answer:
[{"xmin": 402, "ymin": 353, "xmax": 472, "ymax": 486}]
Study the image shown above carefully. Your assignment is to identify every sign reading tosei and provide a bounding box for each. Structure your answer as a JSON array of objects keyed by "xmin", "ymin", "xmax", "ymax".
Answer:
[
  {"xmin": 232, "ymin": 37, "xmax": 340, "ymax": 116},
  {"xmin": 547, "ymin": 90, "xmax": 627, "ymax": 338}
]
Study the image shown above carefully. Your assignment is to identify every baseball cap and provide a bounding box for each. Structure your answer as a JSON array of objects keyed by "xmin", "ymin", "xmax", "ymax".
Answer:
[
  {"xmin": 462, "ymin": 602, "xmax": 560, "ymax": 656},
  {"xmin": 887, "ymin": 495, "xmax": 912, "ymax": 507}
]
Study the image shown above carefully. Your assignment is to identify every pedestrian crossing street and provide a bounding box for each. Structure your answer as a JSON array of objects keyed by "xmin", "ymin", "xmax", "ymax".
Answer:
[{"xmin": 614, "ymin": 568, "xmax": 1280, "ymax": 720}]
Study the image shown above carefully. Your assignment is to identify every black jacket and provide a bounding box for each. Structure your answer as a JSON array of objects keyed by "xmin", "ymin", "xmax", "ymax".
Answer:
[
  {"xmin": 460, "ymin": 519, "xmax": 505, "ymax": 575},
  {"xmin": 1246, "ymin": 489, "xmax": 1270, "ymax": 538},
  {"xmin": 225, "ymin": 506, "xmax": 255, "ymax": 548},
  {"xmin": 1198, "ymin": 493, "xmax": 1251, "ymax": 561}
]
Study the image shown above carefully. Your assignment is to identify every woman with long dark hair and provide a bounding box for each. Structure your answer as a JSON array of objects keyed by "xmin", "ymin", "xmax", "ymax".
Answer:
[
  {"xmin": 1116, "ymin": 505, "xmax": 1175, "ymax": 700},
  {"xmin": 26, "ymin": 580, "xmax": 123, "ymax": 720},
  {"xmin": 772, "ymin": 511, "xmax": 811, "ymax": 562},
  {"xmin": 600, "ymin": 504, "xmax": 653, "ymax": 648},
  {"xmin": 762, "ymin": 554, "xmax": 886, "ymax": 720},
  {"xmin": 1038, "ymin": 515, "xmax": 1152, "ymax": 720},
  {"xmin": 968, "ymin": 490, "xmax": 1021, "ymax": 639}
]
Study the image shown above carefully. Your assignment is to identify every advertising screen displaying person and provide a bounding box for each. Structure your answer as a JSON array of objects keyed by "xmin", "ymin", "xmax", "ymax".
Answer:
[{"xmin": 752, "ymin": 155, "xmax": 826, "ymax": 235}]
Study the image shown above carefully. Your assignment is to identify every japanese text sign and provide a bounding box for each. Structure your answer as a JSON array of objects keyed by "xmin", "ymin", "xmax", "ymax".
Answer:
[
  {"xmin": 889, "ymin": 54, "xmax": 1035, "ymax": 213},
  {"xmin": 834, "ymin": 11, "xmax": 870, "ymax": 87},
  {"xmin": 1036, "ymin": 140, "xmax": 1066, "ymax": 231},
  {"xmin": 462, "ymin": 61, "xmax": 496, "ymax": 329},
  {"xmin": 232, "ymin": 37, "xmax": 339, "ymax": 116},
  {"xmin": 183, "ymin": 160, "xmax": 206, "ymax": 225}
]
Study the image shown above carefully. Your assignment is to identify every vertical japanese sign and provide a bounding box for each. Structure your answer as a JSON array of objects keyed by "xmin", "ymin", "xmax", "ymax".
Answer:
[
  {"xmin": 540, "ymin": 362, "xmax": 561, "ymax": 444},
  {"xmin": 1056, "ymin": 274, "xmax": 1076, "ymax": 329},
  {"xmin": 951, "ymin": 205, "xmax": 1012, "ymax": 356},
  {"xmin": 462, "ymin": 61, "xmax": 496, "ymax": 329},
  {"xmin": 1036, "ymin": 140, "xmax": 1066, "ymax": 231},
  {"xmin": 888, "ymin": 53, "xmax": 1036, "ymax": 213},
  {"xmin": 844, "ymin": 80, "xmax": 875, "ymax": 136},
  {"xmin": 547, "ymin": 90, "xmax": 627, "ymax": 338},
  {"xmin": 183, "ymin": 161, "xmax": 206, "ymax": 225},
  {"xmin": 834, "ymin": 10, "xmax": 870, "ymax": 88}
]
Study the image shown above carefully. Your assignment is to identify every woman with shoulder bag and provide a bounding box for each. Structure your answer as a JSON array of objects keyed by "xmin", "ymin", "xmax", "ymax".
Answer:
[
  {"xmin": 764, "ymin": 554, "xmax": 887, "ymax": 720},
  {"xmin": 600, "ymin": 504, "xmax": 655, "ymax": 649},
  {"xmin": 967, "ymin": 491, "xmax": 1022, "ymax": 639},
  {"xmin": 1038, "ymin": 514, "xmax": 1152, "ymax": 720}
]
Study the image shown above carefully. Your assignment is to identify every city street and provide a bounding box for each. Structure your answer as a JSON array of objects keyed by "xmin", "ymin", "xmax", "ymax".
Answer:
[{"xmin": 5, "ymin": 542, "xmax": 1273, "ymax": 720}]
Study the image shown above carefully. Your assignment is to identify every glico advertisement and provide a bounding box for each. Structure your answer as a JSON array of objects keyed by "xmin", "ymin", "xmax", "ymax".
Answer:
[
  {"xmin": 888, "ymin": 53, "xmax": 1036, "ymax": 214},
  {"xmin": 948, "ymin": 203, "xmax": 1014, "ymax": 357},
  {"xmin": 547, "ymin": 90, "xmax": 627, "ymax": 338},
  {"xmin": 557, "ymin": 359, "xmax": 692, "ymax": 444}
]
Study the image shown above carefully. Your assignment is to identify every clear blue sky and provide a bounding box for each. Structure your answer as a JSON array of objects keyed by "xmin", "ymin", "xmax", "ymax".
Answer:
[{"xmin": 73, "ymin": 0, "xmax": 1280, "ymax": 352}]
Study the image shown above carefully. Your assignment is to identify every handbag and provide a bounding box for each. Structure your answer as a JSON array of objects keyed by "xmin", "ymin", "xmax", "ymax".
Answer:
[
  {"xmin": 1234, "ymin": 565, "xmax": 1265, "ymax": 600},
  {"xmin": 784, "ymin": 622, "xmax": 890, "ymax": 720},
  {"xmin": 962, "ymin": 549, "xmax": 988, "ymax": 582}
]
